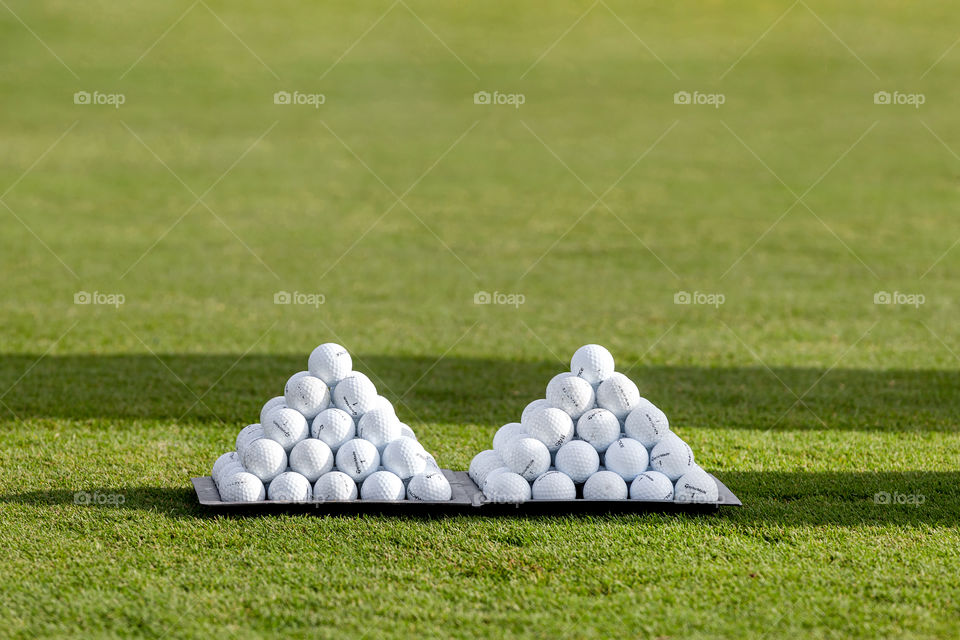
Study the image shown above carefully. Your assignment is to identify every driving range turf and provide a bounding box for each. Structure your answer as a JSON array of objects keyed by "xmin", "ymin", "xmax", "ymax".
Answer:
[{"xmin": 2, "ymin": 0, "xmax": 959, "ymax": 637}]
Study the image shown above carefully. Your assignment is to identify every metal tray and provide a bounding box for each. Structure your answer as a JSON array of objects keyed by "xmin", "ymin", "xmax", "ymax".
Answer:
[{"xmin": 192, "ymin": 470, "xmax": 741, "ymax": 515}]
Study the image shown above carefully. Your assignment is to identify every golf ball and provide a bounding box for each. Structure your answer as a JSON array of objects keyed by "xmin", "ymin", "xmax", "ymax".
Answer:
[
  {"xmin": 532, "ymin": 470, "xmax": 576, "ymax": 500},
  {"xmin": 546, "ymin": 374, "xmax": 596, "ymax": 420},
  {"xmin": 335, "ymin": 438, "xmax": 380, "ymax": 482},
  {"xmin": 624, "ymin": 398, "xmax": 670, "ymax": 448},
  {"xmin": 241, "ymin": 438, "xmax": 287, "ymax": 483},
  {"xmin": 407, "ymin": 471, "xmax": 452, "ymax": 501},
  {"xmin": 570, "ymin": 344, "xmax": 615, "ymax": 386},
  {"xmin": 311, "ymin": 407, "xmax": 356, "ymax": 451},
  {"xmin": 215, "ymin": 461, "xmax": 245, "ymax": 487},
  {"xmin": 283, "ymin": 371, "xmax": 311, "ymax": 395},
  {"xmin": 521, "ymin": 398, "xmax": 551, "ymax": 424},
  {"xmin": 583, "ymin": 470, "xmax": 628, "ymax": 500},
  {"xmin": 211, "ymin": 451, "xmax": 240, "ymax": 484},
  {"xmin": 361, "ymin": 470, "xmax": 406, "ymax": 501},
  {"xmin": 333, "ymin": 374, "xmax": 378, "ymax": 419},
  {"xmin": 263, "ymin": 407, "xmax": 309, "ymax": 452},
  {"xmin": 308, "ymin": 343, "xmax": 352, "ymax": 386},
  {"xmin": 603, "ymin": 438, "xmax": 649, "ymax": 481},
  {"xmin": 314, "ymin": 471, "xmax": 358, "ymax": 502},
  {"xmin": 525, "ymin": 408, "xmax": 575, "ymax": 453},
  {"xmin": 259, "ymin": 396, "xmax": 286, "ymax": 424},
  {"xmin": 267, "ymin": 471, "xmax": 312, "ymax": 502},
  {"xmin": 288, "ymin": 438, "xmax": 335, "ymax": 483},
  {"xmin": 398, "ymin": 423, "xmax": 416, "ymax": 440},
  {"xmin": 595, "ymin": 372, "xmax": 641, "ymax": 420},
  {"xmin": 284, "ymin": 374, "xmax": 330, "ymax": 419},
  {"xmin": 219, "ymin": 472, "xmax": 265, "ymax": 502},
  {"xmin": 674, "ymin": 467, "xmax": 718, "ymax": 503},
  {"xmin": 649, "ymin": 434, "xmax": 694, "ymax": 481},
  {"xmin": 483, "ymin": 471, "xmax": 531, "ymax": 503},
  {"xmin": 576, "ymin": 408, "xmax": 621, "ymax": 452},
  {"xmin": 554, "ymin": 440, "xmax": 600, "ymax": 483},
  {"xmin": 235, "ymin": 423, "xmax": 264, "ymax": 457},
  {"xmin": 492, "ymin": 422, "xmax": 527, "ymax": 457},
  {"xmin": 356, "ymin": 407, "xmax": 401, "ymax": 450},
  {"xmin": 629, "ymin": 470, "xmax": 675, "ymax": 501},
  {"xmin": 468, "ymin": 449, "xmax": 503, "ymax": 486},
  {"xmin": 504, "ymin": 437, "xmax": 551, "ymax": 481},
  {"xmin": 481, "ymin": 466, "xmax": 511, "ymax": 492},
  {"xmin": 380, "ymin": 436, "xmax": 427, "ymax": 480}
]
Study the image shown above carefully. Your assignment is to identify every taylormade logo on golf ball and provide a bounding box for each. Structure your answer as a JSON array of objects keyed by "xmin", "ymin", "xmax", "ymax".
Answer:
[
  {"xmin": 273, "ymin": 91, "xmax": 326, "ymax": 108},
  {"xmin": 274, "ymin": 291, "xmax": 325, "ymax": 307},
  {"xmin": 473, "ymin": 91, "xmax": 525, "ymax": 108},
  {"xmin": 873, "ymin": 291, "xmax": 924, "ymax": 308},
  {"xmin": 873, "ymin": 91, "xmax": 924, "ymax": 108},
  {"xmin": 474, "ymin": 291, "xmax": 525, "ymax": 307},
  {"xmin": 73, "ymin": 90, "xmax": 125, "ymax": 109},
  {"xmin": 674, "ymin": 290, "xmax": 724, "ymax": 308},
  {"xmin": 673, "ymin": 91, "xmax": 725, "ymax": 108},
  {"xmin": 74, "ymin": 291, "xmax": 125, "ymax": 308}
]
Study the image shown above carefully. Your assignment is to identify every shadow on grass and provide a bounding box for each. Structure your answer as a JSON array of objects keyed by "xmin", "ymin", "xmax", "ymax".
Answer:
[{"xmin": 0, "ymin": 354, "xmax": 957, "ymax": 431}]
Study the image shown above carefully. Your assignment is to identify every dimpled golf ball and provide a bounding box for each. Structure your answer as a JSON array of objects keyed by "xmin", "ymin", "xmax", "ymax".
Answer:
[
  {"xmin": 372, "ymin": 395, "xmax": 395, "ymax": 415},
  {"xmin": 521, "ymin": 398, "xmax": 551, "ymax": 423},
  {"xmin": 468, "ymin": 449, "xmax": 503, "ymax": 486},
  {"xmin": 333, "ymin": 375, "xmax": 378, "ymax": 419},
  {"xmin": 380, "ymin": 436, "xmax": 427, "ymax": 479},
  {"xmin": 284, "ymin": 374, "xmax": 330, "ymax": 419},
  {"xmin": 604, "ymin": 438, "xmax": 649, "ymax": 481},
  {"xmin": 595, "ymin": 372, "xmax": 641, "ymax": 420},
  {"xmin": 219, "ymin": 472, "xmax": 265, "ymax": 502},
  {"xmin": 674, "ymin": 467, "xmax": 719, "ymax": 503},
  {"xmin": 649, "ymin": 434, "xmax": 694, "ymax": 481},
  {"xmin": 267, "ymin": 471, "xmax": 313, "ymax": 502},
  {"xmin": 481, "ymin": 466, "xmax": 511, "ymax": 492},
  {"xmin": 335, "ymin": 438, "xmax": 380, "ymax": 482},
  {"xmin": 361, "ymin": 470, "xmax": 406, "ymax": 501},
  {"xmin": 576, "ymin": 408, "xmax": 621, "ymax": 452},
  {"xmin": 532, "ymin": 470, "xmax": 577, "ymax": 500},
  {"xmin": 356, "ymin": 407, "xmax": 401, "ymax": 450},
  {"xmin": 310, "ymin": 407, "xmax": 356, "ymax": 451},
  {"xmin": 504, "ymin": 437, "xmax": 551, "ymax": 481},
  {"xmin": 263, "ymin": 407, "xmax": 309, "ymax": 452},
  {"xmin": 235, "ymin": 423, "xmax": 264, "ymax": 457},
  {"xmin": 624, "ymin": 398, "xmax": 670, "ymax": 448},
  {"xmin": 259, "ymin": 396, "xmax": 286, "ymax": 424},
  {"xmin": 483, "ymin": 471, "xmax": 531, "ymax": 503},
  {"xmin": 554, "ymin": 440, "xmax": 600, "ymax": 483},
  {"xmin": 525, "ymin": 408, "xmax": 575, "ymax": 453},
  {"xmin": 212, "ymin": 451, "xmax": 240, "ymax": 484},
  {"xmin": 288, "ymin": 438, "xmax": 334, "ymax": 482},
  {"xmin": 314, "ymin": 471, "xmax": 358, "ymax": 502},
  {"xmin": 216, "ymin": 462, "xmax": 245, "ymax": 488},
  {"xmin": 399, "ymin": 423, "xmax": 416, "ymax": 440},
  {"xmin": 284, "ymin": 371, "xmax": 311, "ymax": 395},
  {"xmin": 492, "ymin": 423, "xmax": 527, "ymax": 457},
  {"xmin": 308, "ymin": 343, "xmax": 352, "ymax": 386},
  {"xmin": 583, "ymin": 470, "xmax": 628, "ymax": 500},
  {"xmin": 570, "ymin": 344, "xmax": 615, "ymax": 386},
  {"xmin": 629, "ymin": 470, "xmax": 675, "ymax": 501},
  {"xmin": 407, "ymin": 471, "xmax": 452, "ymax": 501},
  {"xmin": 241, "ymin": 438, "xmax": 287, "ymax": 483},
  {"xmin": 546, "ymin": 374, "xmax": 596, "ymax": 420}
]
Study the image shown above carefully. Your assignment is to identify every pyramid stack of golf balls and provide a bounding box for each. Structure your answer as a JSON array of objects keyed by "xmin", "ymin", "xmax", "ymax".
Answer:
[
  {"xmin": 210, "ymin": 343, "xmax": 451, "ymax": 503},
  {"xmin": 470, "ymin": 344, "xmax": 718, "ymax": 504}
]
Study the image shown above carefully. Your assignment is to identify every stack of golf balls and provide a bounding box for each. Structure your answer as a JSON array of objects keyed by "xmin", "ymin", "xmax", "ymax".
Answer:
[
  {"xmin": 470, "ymin": 344, "xmax": 719, "ymax": 504},
  {"xmin": 210, "ymin": 343, "xmax": 452, "ymax": 503}
]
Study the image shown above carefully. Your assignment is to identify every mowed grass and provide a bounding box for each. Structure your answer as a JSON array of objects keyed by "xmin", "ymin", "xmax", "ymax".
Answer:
[{"xmin": 1, "ymin": 0, "xmax": 960, "ymax": 637}]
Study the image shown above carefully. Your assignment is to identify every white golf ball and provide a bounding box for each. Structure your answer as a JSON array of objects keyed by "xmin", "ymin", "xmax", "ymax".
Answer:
[
  {"xmin": 357, "ymin": 407, "xmax": 401, "ymax": 450},
  {"xmin": 521, "ymin": 398, "xmax": 551, "ymax": 424},
  {"xmin": 492, "ymin": 423, "xmax": 527, "ymax": 457},
  {"xmin": 333, "ymin": 375, "xmax": 378, "ymax": 419},
  {"xmin": 267, "ymin": 471, "xmax": 313, "ymax": 502},
  {"xmin": 259, "ymin": 396, "xmax": 286, "ymax": 424},
  {"xmin": 595, "ymin": 372, "xmax": 641, "ymax": 420},
  {"xmin": 380, "ymin": 436, "xmax": 428, "ymax": 480},
  {"xmin": 525, "ymin": 408, "xmax": 575, "ymax": 453},
  {"xmin": 361, "ymin": 470, "xmax": 406, "ymax": 501},
  {"xmin": 483, "ymin": 471, "xmax": 531, "ymax": 503},
  {"xmin": 241, "ymin": 438, "xmax": 287, "ymax": 483},
  {"xmin": 554, "ymin": 440, "xmax": 600, "ymax": 483},
  {"xmin": 649, "ymin": 434, "xmax": 694, "ymax": 481},
  {"xmin": 468, "ymin": 449, "xmax": 503, "ymax": 486},
  {"xmin": 604, "ymin": 438, "xmax": 649, "ymax": 481},
  {"xmin": 674, "ymin": 467, "xmax": 718, "ymax": 503},
  {"xmin": 219, "ymin": 472, "xmax": 265, "ymax": 502},
  {"xmin": 570, "ymin": 344, "xmax": 615, "ymax": 385},
  {"xmin": 629, "ymin": 471, "xmax": 675, "ymax": 501},
  {"xmin": 546, "ymin": 374, "xmax": 596, "ymax": 420},
  {"xmin": 583, "ymin": 470, "xmax": 628, "ymax": 500},
  {"xmin": 576, "ymin": 408, "xmax": 621, "ymax": 452},
  {"xmin": 308, "ymin": 343, "xmax": 352, "ymax": 386},
  {"xmin": 211, "ymin": 451, "xmax": 240, "ymax": 484},
  {"xmin": 398, "ymin": 423, "xmax": 416, "ymax": 440},
  {"xmin": 531, "ymin": 470, "xmax": 576, "ymax": 500},
  {"xmin": 407, "ymin": 471, "xmax": 452, "ymax": 501},
  {"xmin": 371, "ymin": 395, "xmax": 395, "ymax": 415},
  {"xmin": 288, "ymin": 438, "xmax": 334, "ymax": 482},
  {"xmin": 481, "ymin": 466, "xmax": 511, "ymax": 492},
  {"xmin": 504, "ymin": 437, "xmax": 551, "ymax": 481},
  {"xmin": 335, "ymin": 438, "xmax": 380, "ymax": 482},
  {"xmin": 235, "ymin": 423, "xmax": 264, "ymax": 457},
  {"xmin": 314, "ymin": 471, "xmax": 358, "ymax": 501},
  {"xmin": 624, "ymin": 398, "xmax": 670, "ymax": 448},
  {"xmin": 215, "ymin": 462, "xmax": 245, "ymax": 488},
  {"xmin": 283, "ymin": 371, "xmax": 311, "ymax": 395},
  {"xmin": 310, "ymin": 407, "xmax": 356, "ymax": 451},
  {"xmin": 263, "ymin": 407, "xmax": 309, "ymax": 452},
  {"xmin": 284, "ymin": 375, "xmax": 330, "ymax": 419}
]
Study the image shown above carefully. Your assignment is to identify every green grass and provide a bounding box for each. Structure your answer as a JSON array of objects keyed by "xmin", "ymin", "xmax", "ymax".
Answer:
[{"xmin": 2, "ymin": 0, "xmax": 960, "ymax": 637}]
